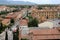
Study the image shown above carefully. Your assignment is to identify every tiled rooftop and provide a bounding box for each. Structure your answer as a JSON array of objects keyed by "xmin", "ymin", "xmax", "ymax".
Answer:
[
  {"xmin": 29, "ymin": 28, "xmax": 60, "ymax": 40},
  {"xmin": 20, "ymin": 19, "xmax": 28, "ymax": 26},
  {"xmin": 30, "ymin": 29, "xmax": 60, "ymax": 35},
  {"xmin": 2, "ymin": 19, "xmax": 10, "ymax": 25}
]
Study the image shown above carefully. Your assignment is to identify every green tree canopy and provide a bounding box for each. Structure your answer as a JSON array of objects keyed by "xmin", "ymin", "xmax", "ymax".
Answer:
[
  {"xmin": 0, "ymin": 22, "xmax": 3, "ymax": 33},
  {"xmin": 10, "ymin": 18, "xmax": 14, "ymax": 24},
  {"xmin": 5, "ymin": 31, "xmax": 8, "ymax": 40},
  {"xmin": 28, "ymin": 18, "xmax": 39, "ymax": 27}
]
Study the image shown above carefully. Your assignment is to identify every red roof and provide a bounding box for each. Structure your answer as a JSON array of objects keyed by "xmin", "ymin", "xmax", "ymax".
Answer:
[
  {"xmin": 30, "ymin": 29, "xmax": 60, "ymax": 35},
  {"xmin": 20, "ymin": 19, "xmax": 28, "ymax": 26},
  {"xmin": 29, "ymin": 28, "xmax": 60, "ymax": 40}
]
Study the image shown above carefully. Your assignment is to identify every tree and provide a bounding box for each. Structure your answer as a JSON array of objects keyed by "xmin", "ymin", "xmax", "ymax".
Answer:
[
  {"xmin": 0, "ymin": 22, "xmax": 8, "ymax": 34},
  {"xmin": 0, "ymin": 11, "xmax": 8, "ymax": 15},
  {"xmin": 0, "ymin": 22, "xmax": 3, "ymax": 33},
  {"xmin": 28, "ymin": 18, "xmax": 39, "ymax": 27},
  {"xmin": 37, "ymin": 5, "xmax": 42, "ymax": 10},
  {"xmin": 5, "ymin": 31, "xmax": 8, "ymax": 40},
  {"xmin": 58, "ymin": 14, "xmax": 60, "ymax": 19},
  {"xmin": 13, "ymin": 27, "xmax": 19, "ymax": 40},
  {"xmin": 16, "ymin": 27, "xmax": 19, "ymax": 40},
  {"xmin": 10, "ymin": 18, "xmax": 14, "ymax": 24}
]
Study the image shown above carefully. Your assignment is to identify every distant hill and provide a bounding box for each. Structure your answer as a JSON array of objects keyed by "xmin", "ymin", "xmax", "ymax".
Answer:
[{"xmin": 0, "ymin": 1, "xmax": 36, "ymax": 5}]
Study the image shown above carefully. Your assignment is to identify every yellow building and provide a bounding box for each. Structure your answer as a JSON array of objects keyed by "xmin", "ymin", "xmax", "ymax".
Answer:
[
  {"xmin": 2, "ymin": 19, "xmax": 10, "ymax": 26},
  {"xmin": 31, "ymin": 8, "xmax": 60, "ymax": 23}
]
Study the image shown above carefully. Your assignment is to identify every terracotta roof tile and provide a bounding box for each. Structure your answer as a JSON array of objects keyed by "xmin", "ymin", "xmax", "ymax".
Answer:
[
  {"xmin": 2, "ymin": 19, "xmax": 10, "ymax": 25},
  {"xmin": 29, "ymin": 29, "xmax": 60, "ymax": 35},
  {"xmin": 20, "ymin": 19, "xmax": 28, "ymax": 26},
  {"xmin": 29, "ymin": 28, "xmax": 60, "ymax": 40}
]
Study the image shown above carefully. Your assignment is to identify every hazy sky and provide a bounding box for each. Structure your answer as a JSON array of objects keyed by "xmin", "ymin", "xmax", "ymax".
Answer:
[{"xmin": 5, "ymin": 0, "xmax": 60, "ymax": 4}]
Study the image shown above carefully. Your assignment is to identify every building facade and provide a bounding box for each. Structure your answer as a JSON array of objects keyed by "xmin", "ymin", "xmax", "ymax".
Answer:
[{"xmin": 31, "ymin": 7, "xmax": 60, "ymax": 23}]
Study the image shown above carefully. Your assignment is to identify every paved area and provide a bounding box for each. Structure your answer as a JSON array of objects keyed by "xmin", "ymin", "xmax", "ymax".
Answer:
[
  {"xmin": 51, "ymin": 19, "xmax": 60, "ymax": 27},
  {"xmin": 38, "ymin": 21, "xmax": 53, "ymax": 28},
  {"xmin": 47, "ymin": 19, "xmax": 60, "ymax": 27},
  {"xmin": 38, "ymin": 19, "xmax": 60, "ymax": 28}
]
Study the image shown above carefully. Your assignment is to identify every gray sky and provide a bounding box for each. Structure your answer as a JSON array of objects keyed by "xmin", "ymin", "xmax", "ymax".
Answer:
[{"xmin": 3, "ymin": 0, "xmax": 60, "ymax": 4}]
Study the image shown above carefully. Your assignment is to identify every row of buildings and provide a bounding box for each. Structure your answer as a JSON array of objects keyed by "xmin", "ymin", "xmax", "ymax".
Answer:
[
  {"xmin": 30, "ymin": 5, "xmax": 60, "ymax": 23},
  {"xmin": 0, "ymin": 7, "xmax": 23, "ymax": 26},
  {"xmin": 0, "ymin": 6, "xmax": 16, "ymax": 12}
]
